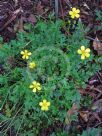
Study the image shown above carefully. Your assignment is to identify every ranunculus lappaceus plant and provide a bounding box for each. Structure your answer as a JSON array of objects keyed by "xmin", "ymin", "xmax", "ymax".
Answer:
[{"xmin": 0, "ymin": 20, "xmax": 101, "ymax": 135}]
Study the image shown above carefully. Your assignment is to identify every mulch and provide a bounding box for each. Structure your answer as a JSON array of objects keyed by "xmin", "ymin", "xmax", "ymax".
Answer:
[{"xmin": 0, "ymin": 0, "xmax": 102, "ymax": 41}]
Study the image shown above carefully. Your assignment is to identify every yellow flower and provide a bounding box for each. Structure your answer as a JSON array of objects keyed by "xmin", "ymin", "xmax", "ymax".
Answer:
[
  {"xmin": 39, "ymin": 99, "xmax": 50, "ymax": 111},
  {"xmin": 77, "ymin": 46, "xmax": 90, "ymax": 60},
  {"xmin": 69, "ymin": 7, "xmax": 80, "ymax": 19},
  {"xmin": 29, "ymin": 61, "xmax": 36, "ymax": 69},
  {"xmin": 21, "ymin": 50, "xmax": 31, "ymax": 60},
  {"xmin": 29, "ymin": 81, "xmax": 41, "ymax": 92}
]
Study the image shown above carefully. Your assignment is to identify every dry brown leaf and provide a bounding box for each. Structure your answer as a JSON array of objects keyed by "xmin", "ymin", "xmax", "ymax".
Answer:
[
  {"xmin": 28, "ymin": 14, "xmax": 37, "ymax": 24},
  {"xmin": 65, "ymin": 103, "xmax": 78, "ymax": 124},
  {"xmin": 92, "ymin": 113, "xmax": 101, "ymax": 122},
  {"xmin": 79, "ymin": 111, "xmax": 89, "ymax": 122},
  {"xmin": 41, "ymin": 0, "xmax": 49, "ymax": 5},
  {"xmin": 79, "ymin": 88, "xmax": 86, "ymax": 95},
  {"xmin": 67, "ymin": 103, "xmax": 78, "ymax": 117},
  {"xmin": 93, "ymin": 37, "xmax": 102, "ymax": 55},
  {"xmin": 91, "ymin": 99, "xmax": 102, "ymax": 111},
  {"xmin": 83, "ymin": 2, "xmax": 90, "ymax": 9},
  {"xmin": 36, "ymin": 1, "xmax": 44, "ymax": 15}
]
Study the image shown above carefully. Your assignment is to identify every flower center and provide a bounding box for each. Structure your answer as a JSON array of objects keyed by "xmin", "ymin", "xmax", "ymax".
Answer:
[
  {"xmin": 24, "ymin": 52, "xmax": 28, "ymax": 56},
  {"xmin": 73, "ymin": 11, "xmax": 77, "ymax": 16},
  {"xmin": 43, "ymin": 103, "xmax": 47, "ymax": 107},
  {"xmin": 34, "ymin": 84, "xmax": 38, "ymax": 88},
  {"xmin": 82, "ymin": 50, "xmax": 86, "ymax": 55}
]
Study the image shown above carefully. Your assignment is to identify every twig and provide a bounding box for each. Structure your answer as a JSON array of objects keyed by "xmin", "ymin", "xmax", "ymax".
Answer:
[
  {"xmin": 59, "ymin": 0, "xmax": 64, "ymax": 20},
  {"xmin": 0, "ymin": 8, "xmax": 22, "ymax": 31},
  {"xmin": 55, "ymin": 0, "xmax": 59, "ymax": 19},
  {"xmin": 94, "ymin": 121, "xmax": 102, "ymax": 127},
  {"xmin": 97, "ymin": 72, "xmax": 102, "ymax": 84},
  {"xmin": 85, "ymin": 36, "xmax": 102, "ymax": 42},
  {"xmin": 2, "ymin": 105, "xmax": 23, "ymax": 136},
  {"xmin": 15, "ymin": 113, "xmax": 25, "ymax": 136},
  {"xmin": 64, "ymin": 0, "xmax": 72, "ymax": 8},
  {"xmin": 87, "ymin": 85, "xmax": 102, "ymax": 93}
]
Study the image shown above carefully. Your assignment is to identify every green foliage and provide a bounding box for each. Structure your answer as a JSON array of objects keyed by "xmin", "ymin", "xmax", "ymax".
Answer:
[
  {"xmin": 95, "ymin": 10, "xmax": 102, "ymax": 31},
  {"xmin": 0, "ymin": 19, "xmax": 101, "ymax": 135},
  {"xmin": 50, "ymin": 131, "xmax": 68, "ymax": 136},
  {"xmin": 95, "ymin": 10, "xmax": 102, "ymax": 21},
  {"xmin": 77, "ymin": 128, "xmax": 101, "ymax": 136}
]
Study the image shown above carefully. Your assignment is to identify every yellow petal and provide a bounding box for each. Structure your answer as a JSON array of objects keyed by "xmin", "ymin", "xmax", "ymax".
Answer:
[
  {"xmin": 72, "ymin": 7, "xmax": 76, "ymax": 12},
  {"xmin": 29, "ymin": 62, "xmax": 36, "ymax": 67},
  {"xmin": 81, "ymin": 46, "xmax": 85, "ymax": 51},
  {"xmin": 41, "ymin": 107, "xmax": 45, "ymax": 111},
  {"xmin": 29, "ymin": 66, "xmax": 33, "ymax": 69},
  {"xmin": 47, "ymin": 102, "xmax": 50, "ymax": 106},
  {"xmin": 77, "ymin": 49, "xmax": 82, "ymax": 54},
  {"xmin": 25, "ymin": 56, "xmax": 29, "ymax": 59},
  {"xmin": 28, "ymin": 52, "xmax": 31, "ymax": 55},
  {"xmin": 29, "ymin": 63, "xmax": 36, "ymax": 69},
  {"xmin": 75, "ymin": 14, "xmax": 80, "ymax": 18},
  {"xmin": 44, "ymin": 107, "xmax": 48, "ymax": 111},
  {"xmin": 37, "ymin": 87, "xmax": 41, "ymax": 91},
  {"xmin": 85, "ymin": 53, "xmax": 90, "ymax": 58},
  {"xmin": 37, "ymin": 83, "xmax": 40, "ymax": 86},
  {"xmin": 33, "ymin": 88, "xmax": 36, "ymax": 92},
  {"xmin": 39, "ymin": 102, "xmax": 43, "ymax": 106},
  {"xmin": 81, "ymin": 55, "xmax": 85, "ymax": 60},
  {"xmin": 85, "ymin": 48, "xmax": 90, "ymax": 53},
  {"xmin": 43, "ymin": 99, "xmax": 47, "ymax": 103},
  {"xmin": 29, "ymin": 85, "xmax": 33, "ymax": 88},
  {"xmin": 71, "ymin": 15, "xmax": 75, "ymax": 18},
  {"xmin": 76, "ymin": 9, "xmax": 80, "ymax": 13},
  {"xmin": 21, "ymin": 51, "xmax": 24, "ymax": 54},
  {"xmin": 22, "ymin": 55, "xmax": 26, "ymax": 59},
  {"xmin": 69, "ymin": 11, "xmax": 73, "ymax": 15},
  {"xmin": 24, "ymin": 50, "xmax": 28, "ymax": 53},
  {"xmin": 33, "ymin": 81, "xmax": 36, "ymax": 84}
]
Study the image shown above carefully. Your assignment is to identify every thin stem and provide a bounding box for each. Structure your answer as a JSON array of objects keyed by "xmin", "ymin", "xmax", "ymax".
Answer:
[{"xmin": 2, "ymin": 105, "xmax": 23, "ymax": 136}]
